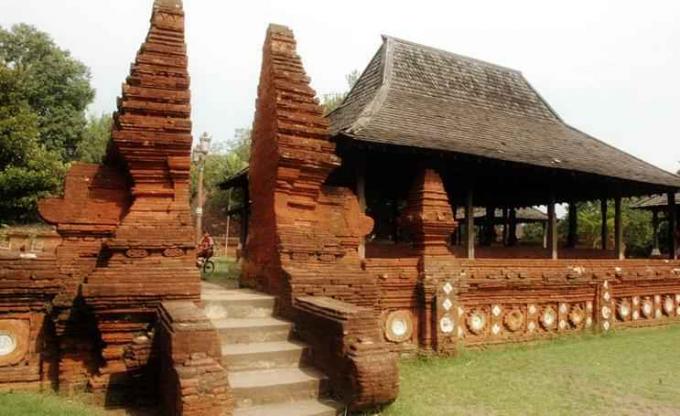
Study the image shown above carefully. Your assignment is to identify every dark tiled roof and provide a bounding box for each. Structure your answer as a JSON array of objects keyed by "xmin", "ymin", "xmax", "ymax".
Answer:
[
  {"xmin": 632, "ymin": 194, "xmax": 680, "ymax": 210},
  {"xmin": 219, "ymin": 166, "xmax": 249, "ymax": 190},
  {"xmin": 329, "ymin": 36, "xmax": 680, "ymax": 189}
]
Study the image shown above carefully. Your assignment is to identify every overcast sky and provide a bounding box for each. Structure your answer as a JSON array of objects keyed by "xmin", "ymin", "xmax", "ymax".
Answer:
[{"xmin": 3, "ymin": 0, "xmax": 679, "ymax": 173}]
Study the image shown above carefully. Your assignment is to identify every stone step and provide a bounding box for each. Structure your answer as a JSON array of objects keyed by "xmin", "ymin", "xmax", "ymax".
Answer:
[
  {"xmin": 201, "ymin": 288, "xmax": 274, "ymax": 301},
  {"xmin": 222, "ymin": 340, "xmax": 311, "ymax": 371},
  {"xmin": 229, "ymin": 367, "xmax": 329, "ymax": 408},
  {"xmin": 232, "ymin": 399, "xmax": 343, "ymax": 416},
  {"xmin": 211, "ymin": 317, "xmax": 293, "ymax": 344},
  {"xmin": 202, "ymin": 290, "xmax": 275, "ymax": 319}
]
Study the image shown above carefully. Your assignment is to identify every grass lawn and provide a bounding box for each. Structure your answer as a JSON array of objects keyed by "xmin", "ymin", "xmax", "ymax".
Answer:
[
  {"xmin": 382, "ymin": 325, "xmax": 680, "ymax": 416},
  {"xmin": 0, "ymin": 392, "xmax": 104, "ymax": 416},
  {"xmin": 202, "ymin": 256, "xmax": 240, "ymax": 286}
]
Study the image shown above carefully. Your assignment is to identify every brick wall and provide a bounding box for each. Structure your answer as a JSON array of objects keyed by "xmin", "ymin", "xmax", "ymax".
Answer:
[{"xmin": 242, "ymin": 24, "xmax": 399, "ymax": 410}]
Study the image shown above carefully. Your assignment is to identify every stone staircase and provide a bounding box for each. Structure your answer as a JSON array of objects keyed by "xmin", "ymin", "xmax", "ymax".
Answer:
[{"xmin": 201, "ymin": 282, "xmax": 343, "ymax": 416}]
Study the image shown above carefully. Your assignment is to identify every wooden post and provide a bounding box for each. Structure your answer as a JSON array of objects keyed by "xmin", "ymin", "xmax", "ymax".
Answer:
[
  {"xmin": 567, "ymin": 202, "xmax": 578, "ymax": 248},
  {"xmin": 356, "ymin": 159, "xmax": 367, "ymax": 259},
  {"xmin": 240, "ymin": 185, "xmax": 250, "ymax": 249},
  {"xmin": 483, "ymin": 206, "xmax": 495, "ymax": 246},
  {"xmin": 542, "ymin": 222, "xmax": 548, "ymax": 249},
  {"xmin": 195, "ymin": 163, "xmax": 205, "ymax": 243},
  {"xmin": 601, "ymin": 199, "xmax": 608, "ymax": 251},
  {"xmin": 465, "ymin": 189, "xmax": 475, "ymax": 259},
  {"xmin": 224, "ymin": 188, "xmax": 233, "ymax": 257},
  {"xmin": 548, "ymin": 198, "xmax": 558, "ymax": 260},
  {"xmin": 651, "ymin": 210, "xmax": 661, "ymax": 257},
  {"xmin": 669, "ymin": 192, "xmax": 677, "ymax": 260},
  {"xmin": 502, "ymin": 208, "xmax": 509, "ymax": 246},
  {"xmin": 614, "ymin": 196, "xmax": 624, "ymax": 260},
  {"xmin": 508, "ymin": 208, "xmax": 518, "ymax": 246}
]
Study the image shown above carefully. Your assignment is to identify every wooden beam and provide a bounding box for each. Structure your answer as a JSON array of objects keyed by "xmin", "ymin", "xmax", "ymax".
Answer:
[
  {"xmin": 615, "ymin": 196, "xmax": 624, "ymax": 260},
  {"xmin": 465, "ymin": 189, "xmax": 475, "ymax": 259},
  {"xmin": 669, "ymin": 192, "xmax": 677, "ymax": 260},
  {"xmin": 548, "ymin": 198, "xmax": 558, "ymax": 260},
  {"xmin": 567, "ymin": 202, "xmax": 578, "ymax": 248},
  {"xmin": 601, "ymin": 199, "xmax": 608, "ymax": 251}
]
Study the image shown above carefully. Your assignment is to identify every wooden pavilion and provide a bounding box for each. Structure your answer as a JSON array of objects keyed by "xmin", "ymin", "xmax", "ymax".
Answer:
[
  {"xmin": 326, "ymin": 36, "xmax": 680, "ymax": 261},
  {"xmin": 226, "ymin": 26, "xmax": 680, "ymax": 361},
  {"xmin": 226, "ymin": 35, "xmax": 680, "ymax": 261},
  {"xmin": 632, "ymin": 194, "xmax": 680, "ymax": 256}
]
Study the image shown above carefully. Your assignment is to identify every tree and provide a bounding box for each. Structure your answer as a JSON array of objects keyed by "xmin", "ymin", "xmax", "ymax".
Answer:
[
  {"xmin": 0, "ymin": 24, "xmax": 95, "ymax": 223},
  {"xmin": 76, "ymin": 113, "xmax": 112, "ymax": 163},
  {"xmin": 559, "ymin": 199, "xmax": 652, "ymax": 257},
  {"xmin": 0, "ymin": 65, "xmax": 65, "ymax": 223},
  {"xmin": 0, "ymin": 24, "xmax": 95, "ymax": 161},
  {"xmin": 320, "ymin": 70, "xmax": 360, "ymax": 115}
]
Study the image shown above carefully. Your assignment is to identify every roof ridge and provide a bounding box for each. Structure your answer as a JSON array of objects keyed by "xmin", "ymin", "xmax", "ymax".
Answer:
[
  {"xmin": 522, "ymin": 75, "xmax": 563, "ymax": 122},
  {"xmin": 325, "ymin": 41, "xmax": 387, "ymax": 118},
  {"xmin": 334, "ymin": 39, "xmax": 392, "ymax": 135},
  {"xmin": 381, "ymin": 35, "xmax": 522, "ymax": 74}
]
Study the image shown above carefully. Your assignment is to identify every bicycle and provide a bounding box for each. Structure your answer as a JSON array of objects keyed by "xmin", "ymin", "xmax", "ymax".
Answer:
[
  {"xmin": 197, "ymin": 253, "xmax": 215, "ymax": 275},
  {"xmin": 202, "ymin": 258, "xmax": 215, "ymax": 274}
]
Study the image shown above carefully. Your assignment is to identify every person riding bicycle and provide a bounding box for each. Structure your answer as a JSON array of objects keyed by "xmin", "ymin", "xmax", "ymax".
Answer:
[{"xmin": 197, "ymin": 232, "xmax": 215, "ymax": 264}]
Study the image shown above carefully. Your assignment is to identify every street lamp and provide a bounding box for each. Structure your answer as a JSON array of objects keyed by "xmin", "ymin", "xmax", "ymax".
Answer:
[{"xmin": 193, "ymin": 132, "xmax": 212, "ymax": 243}]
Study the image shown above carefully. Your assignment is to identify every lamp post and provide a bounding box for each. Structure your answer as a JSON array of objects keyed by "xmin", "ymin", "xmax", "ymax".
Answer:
[{"xmin": 193, "ymin": 132, "xmax": 212, "ymax": 243}]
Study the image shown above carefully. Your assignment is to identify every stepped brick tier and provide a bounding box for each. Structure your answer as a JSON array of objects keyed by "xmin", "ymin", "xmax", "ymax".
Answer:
[
  {"xmin": 0, "ymin": 1, "xmax": 227, "ymax": 415},
  {"xmin": 227, "ymin": 26, "xmax": 680, "ymax": 365}
]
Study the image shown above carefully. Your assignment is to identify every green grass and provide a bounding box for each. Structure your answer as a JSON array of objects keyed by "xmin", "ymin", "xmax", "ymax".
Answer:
[
  {"xmin": 381, "ymin": 325, "xmax": 680, "ymax": 415},
  {"xmin": 3, "ymin": 326, "xmax": 679, "ymax": 415},
  {"xmin": 0, "ymin": 392, "xmax": 104, "ymax": 416},
  {"xmin": 202, "ymin": 256, "xmax": 240, "ymax": 285}
]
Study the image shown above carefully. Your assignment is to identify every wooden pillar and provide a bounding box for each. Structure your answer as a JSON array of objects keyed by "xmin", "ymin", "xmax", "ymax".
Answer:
[
  {"xmin": 601, "ymin": 199, "xmax": 608, "ymax": 251},
  {"xmin": 548, "ymin": 198, "xmax": 558, "ymax": 260},
  {"xmin": 465, "ymin": 189, "xmax": 475, "ymax": 259},
  {"xmin": 508, "ymin": 208, "xmax": 518, "ymax": 246},
  {"xmin": 567, "ymin": 202, "xmax": 578, "ymax": 248},
  {"xmin": 614, "ymin": 196, "xmax": 624, "ymax": 260},
  {"xmin": 224, "ymin": 188, "xmax": 233, "ymax": 257},
  {"xmin": 542, "ymin": 222, "xmax": 548, "ymax": 249},
  {"xmin": 240, "ymin": 185, "xmax": 250, "ymax": 249},
  {"xmin": 669, "ymin": 192, "xmax": 677, "ymax": 260},
  {"xmin": 651, "ymin": 210, "xmax": 661, "ymax": 257},
  {"xmin": 356, "ymin": 159, "xmax": 367, "ymax": 259},
  {"xmin": 502, "ymin": 208, "xmax": 509, "ymax": 246},
  {"xmin": 483, "ymin": 206, "xmax": 495, "ymax": 246}
]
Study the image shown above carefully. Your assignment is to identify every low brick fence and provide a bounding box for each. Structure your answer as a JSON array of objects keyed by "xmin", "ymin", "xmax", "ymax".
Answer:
[{"xmin": 157, "ymin": 301, "xmax": 232, "ymax": 416}]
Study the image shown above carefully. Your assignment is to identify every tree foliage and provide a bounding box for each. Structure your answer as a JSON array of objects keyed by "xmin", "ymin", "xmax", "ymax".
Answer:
[
  {"xmin": 0, "ymin": 24, "xmax": 95, "ymax": 161},
  {"xmin": 520, "ymin": 200, "xmax": 654, "ymax": 257},
  {"xmin": 0, "ymin": 65, "xmax": 65, "ymax": 223},
  {"xmin": 76, "ymin": 113, "xmax": 112, "ymax": 164},
  {"xmin": 0, "ymin": 24, "xmax": 95, "ymax": 223},
  {"xmin": 560, "ymin": 199, "xmax": 653, "ymax": 257},
  {"xmin": 320, "ymin": 70, "xmax": 359, "ymax": 115}
]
